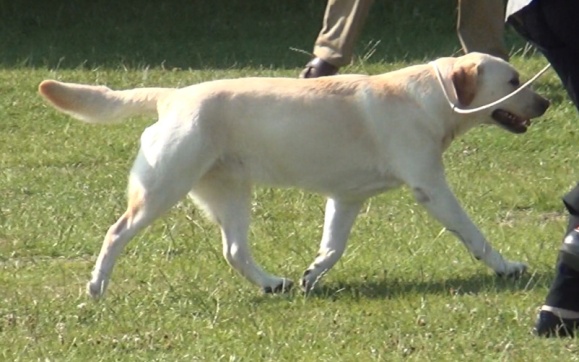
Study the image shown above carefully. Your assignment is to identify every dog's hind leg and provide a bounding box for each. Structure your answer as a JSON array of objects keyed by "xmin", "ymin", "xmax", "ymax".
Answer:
[
  {"xmin": 87, "ymin": 164, "xmax": 198, "ymax": 299},
  {"xmin": 87, "ymin": 199, "xmax": 146, "ymax": 300},
  {"xmin": 190, "ymin": 173, "xmax": 292, "ymax": 293},
  {"xmin": 87, "ymin": 126, "xmax": 216, "ymax": 299},
  {"xmin": 301, "ymin": 198, "xmax": 363, "ymax": 292}
]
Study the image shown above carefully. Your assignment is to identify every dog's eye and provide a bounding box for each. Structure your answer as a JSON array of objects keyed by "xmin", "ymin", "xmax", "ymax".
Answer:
[{"xmin": 509, "ymin": 78, "xmax": 520, "ymax": 87}]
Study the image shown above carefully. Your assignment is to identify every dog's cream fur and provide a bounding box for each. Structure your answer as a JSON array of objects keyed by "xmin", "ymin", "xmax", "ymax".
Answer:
[{"xmin": 39, "ymin": 53, "xmax": 549, "ymax": 298}]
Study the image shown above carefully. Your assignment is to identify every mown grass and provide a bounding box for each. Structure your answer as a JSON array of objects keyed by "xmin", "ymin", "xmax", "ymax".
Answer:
[{"xmin": 2, "ymin": 0, "xmax": 579, "ymax": 361}]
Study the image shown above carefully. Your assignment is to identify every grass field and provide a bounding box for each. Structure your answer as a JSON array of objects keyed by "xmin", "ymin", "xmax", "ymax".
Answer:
[{"xmin": 2, "ymin": 0, "xmax": 579, "ymax": 361}]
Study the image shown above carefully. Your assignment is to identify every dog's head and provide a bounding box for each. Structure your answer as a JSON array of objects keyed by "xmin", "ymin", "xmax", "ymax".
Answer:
[{"xmin": 442, "ymin": 52, "xmax": 550, "ymax": 134}]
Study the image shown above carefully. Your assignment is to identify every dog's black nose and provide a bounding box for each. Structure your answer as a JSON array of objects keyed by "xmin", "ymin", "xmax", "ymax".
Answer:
[{"xmin": 537, "ymin": 96, "xmax": 550, "ymax": 115}]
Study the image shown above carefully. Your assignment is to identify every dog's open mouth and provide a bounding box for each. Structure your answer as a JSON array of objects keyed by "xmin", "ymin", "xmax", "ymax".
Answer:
[{"xmin": 491, "ymin": 109, "xmax": 530, "ymax": 134}]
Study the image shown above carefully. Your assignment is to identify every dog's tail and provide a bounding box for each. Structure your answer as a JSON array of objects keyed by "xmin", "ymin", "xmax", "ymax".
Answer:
[{"xmin": 38, "ymin": 80, "xmax": 175, "ymax": 124}]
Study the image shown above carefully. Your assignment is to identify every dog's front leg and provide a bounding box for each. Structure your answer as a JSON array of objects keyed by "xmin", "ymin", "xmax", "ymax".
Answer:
[
  {"xmin": 410, "ymin": 174, "xmax": 526, "ymax": 277},
  {"xmin": 301, "ymin": 198, "xmax": 364, "ymax": 291}
]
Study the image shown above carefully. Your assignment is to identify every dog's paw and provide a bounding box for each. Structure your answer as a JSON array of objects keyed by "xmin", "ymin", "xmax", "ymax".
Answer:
[
  {"xmin": 300, "ymin": 269, "xmax": 323, "ymax": 293},
  {"xmin": 496, "ymin": 261, "xmax": 527, "ymax": 279},
  {"xmin": 86, "ymin": 281, "xmax": 106, "ymax": 300},
  {"xmin": 262, "ymin": 279, "xmax": 293, "ymax": 294}
]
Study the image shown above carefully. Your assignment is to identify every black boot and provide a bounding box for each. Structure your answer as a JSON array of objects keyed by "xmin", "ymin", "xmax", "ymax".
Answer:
[
  {"xmin": 559, "ymin": 227, "xmax": 579, "ymax": 271},
  {"xmin": 534, "ymin": 214, "xmax": 579, "ymax": 337},
  {"xmin": 534, "ymin": 310, "xmax": 579, "ymax": 337}
]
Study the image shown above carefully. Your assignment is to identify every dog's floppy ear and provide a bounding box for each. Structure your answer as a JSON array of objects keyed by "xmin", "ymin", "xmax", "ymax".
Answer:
[{"xmin": 451, "ymin": 61, "xmax": 480, "ymax": 107}]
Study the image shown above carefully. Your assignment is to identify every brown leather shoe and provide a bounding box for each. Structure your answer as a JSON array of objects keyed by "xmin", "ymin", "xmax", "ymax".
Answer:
[{"xmin": 299, "ymin": 58, "xmax": 339, "ymax": 79}]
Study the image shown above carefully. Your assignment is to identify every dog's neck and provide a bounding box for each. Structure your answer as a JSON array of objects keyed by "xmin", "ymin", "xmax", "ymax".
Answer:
[
  {"xmin": 440, "ymin": 114, "xmax": 484, "ymax": 151},
  {"xmin": 422, "ymin": 65, "xmax": 489, "ymax": 150},
  {"xmin": 403, "ymin": 68, "xmax": 483, "ymax": 150}
]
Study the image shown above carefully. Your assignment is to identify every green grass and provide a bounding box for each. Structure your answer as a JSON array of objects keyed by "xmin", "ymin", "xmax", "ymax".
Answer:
[{"xmin": 2, "ymin": 1, "xmax": 579, "ymax": 361}]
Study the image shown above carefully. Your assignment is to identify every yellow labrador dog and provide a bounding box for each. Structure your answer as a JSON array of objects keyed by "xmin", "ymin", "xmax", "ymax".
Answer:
[{"xmin": 39, "ymin": 53, "xmax": 549, "ymax": 299}]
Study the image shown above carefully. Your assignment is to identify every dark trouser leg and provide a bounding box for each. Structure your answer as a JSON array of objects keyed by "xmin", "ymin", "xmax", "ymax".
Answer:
[
  {"xmin": 545, "ymin": 199, "xmax": 579, "ymax": 311},
  {"xmin": 544, "ymin": 262, "xmax": 579, "ymax": 311},
  {"xmin": 535, "ymin": 186, "xmax": 579, "ymax": 336},
  {"xmin": 538, "ymin": 2, "xmax": 579, "ymax": 311},
  {"xmin": 507, "ymin": 0, "xmax": 579, "ymax": 313}
]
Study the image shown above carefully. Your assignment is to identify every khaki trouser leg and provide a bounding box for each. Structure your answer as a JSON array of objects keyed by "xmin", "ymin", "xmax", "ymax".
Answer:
[
  {"xmin": 313, "ymin": 0, "xmax": 375, "ymax": 67},
  {"xmin": 457, "ymin": 0, "xmax": 509, "ymax": 60}
]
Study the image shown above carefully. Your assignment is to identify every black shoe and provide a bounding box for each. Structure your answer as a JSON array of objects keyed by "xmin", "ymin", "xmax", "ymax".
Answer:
[
  {"xmin": 534, "ymin": 310, "xmax": 579, "ymax": 337},
  {"xmin": 299, "ymin": 58, "xmax": 339, "ymax": 79},
  {"xmin": 560, "ymin": 228, "xmax": 579, "ymax": 272}
]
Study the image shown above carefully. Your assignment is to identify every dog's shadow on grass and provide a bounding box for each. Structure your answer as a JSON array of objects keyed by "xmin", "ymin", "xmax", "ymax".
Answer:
[
  {"xmin": 312, "ymin": 270, "xmax": 554, "ymax": 300},
  {"xmin": 260, "ymin": 269, "xmax": 556, "ymax": 302}
]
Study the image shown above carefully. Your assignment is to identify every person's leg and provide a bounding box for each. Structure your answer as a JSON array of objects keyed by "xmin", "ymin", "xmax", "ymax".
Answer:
[
  {"xmin": 457, "ymin": 0, "xmax": 509, "ymax": 60},
  {"xmin": 300, "ymin": 0, "xmax": 374, "ymax": 78},
  {"xmin": 542, "ymin": 187, "xmax": 579, "ymax": 312},
  {"xmin": 535, "ymin": 200, "xmax": 579, "ymax": 337},
  {"xmin": 538, "ymin": 0, "xmax": 579, "ymax": 109},
  {"xmin": 508, "ymin": 0, "xmax": 579, "ymax": 337},
  {"xmin": 302, "ymin": 0, "xmax": 508, "ymax": 78}
]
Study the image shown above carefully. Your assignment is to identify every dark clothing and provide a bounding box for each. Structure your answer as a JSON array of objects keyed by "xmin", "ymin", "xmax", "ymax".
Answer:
[
  {"xmin": 544, "ymin": 213, "xmax": 579, "ymax": 311},
  {"xmin": 564, "ymin": 186, "xmax": 579, "ymax": 217},
  {"xmin": 506, "ymin": 0, "xmax": 579, "ymax": 311},
  {"xmin": 507, "ymin": 0, "xmax": 579, "ymax": 109}
]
